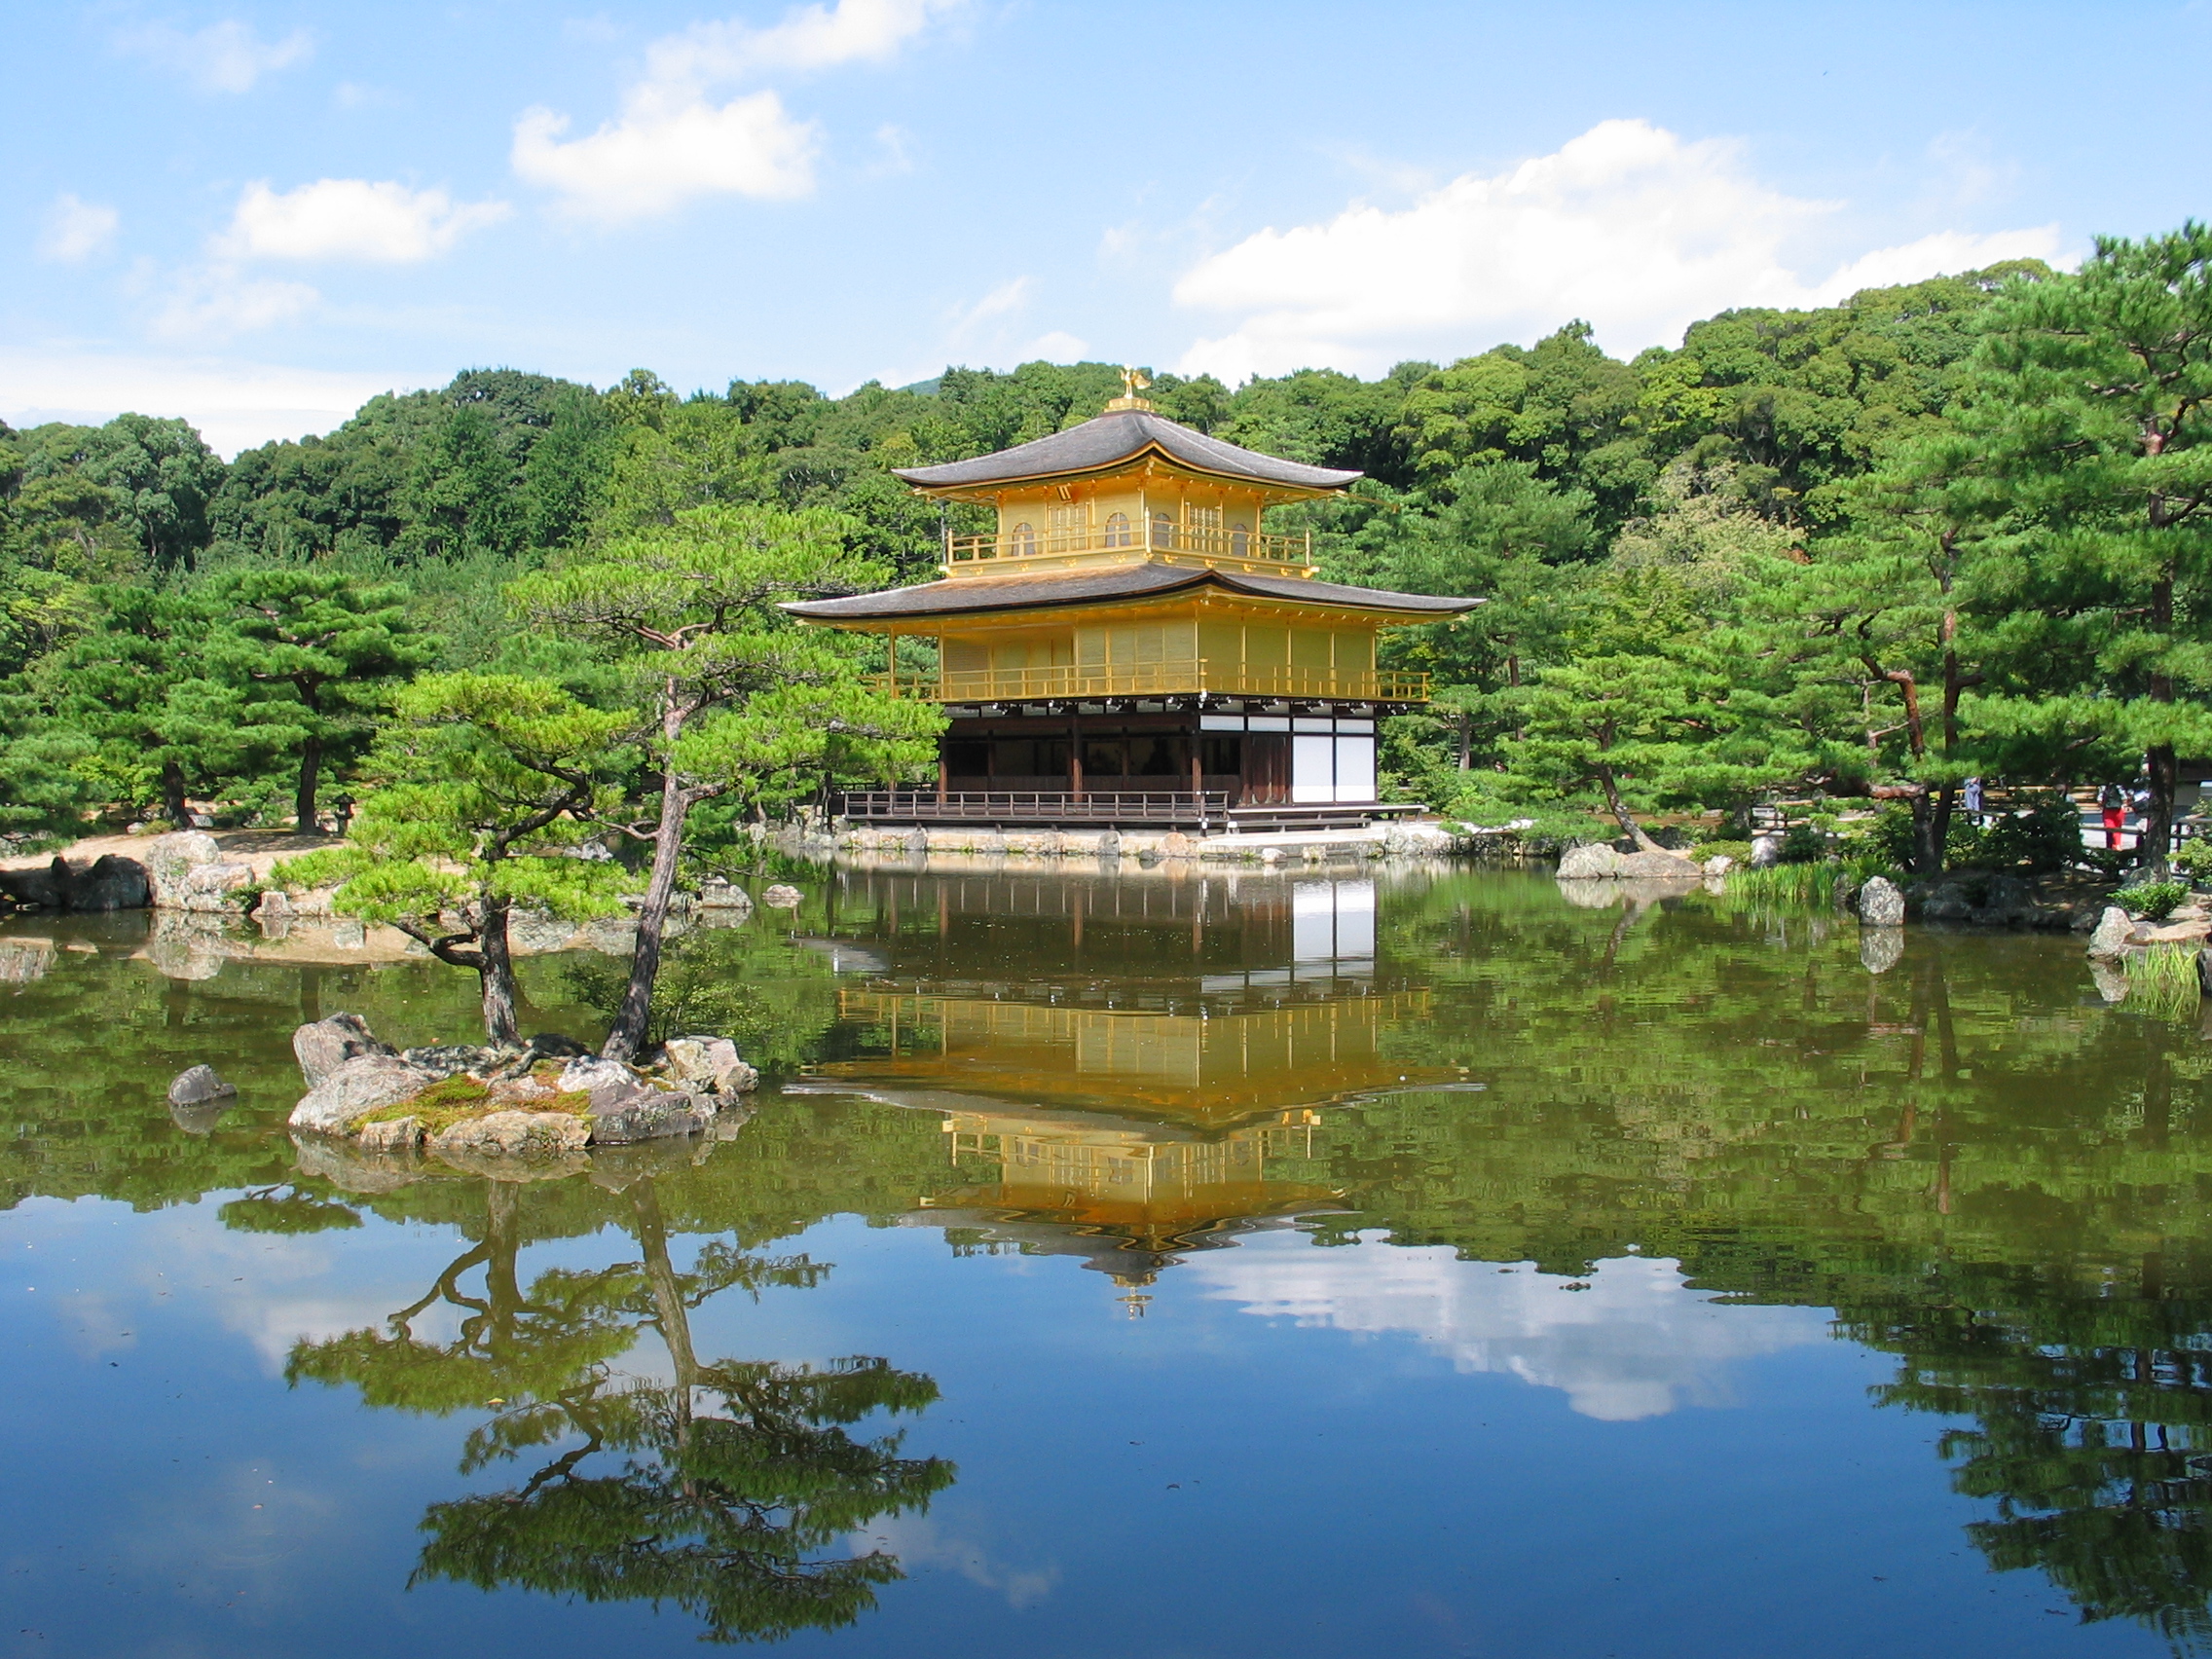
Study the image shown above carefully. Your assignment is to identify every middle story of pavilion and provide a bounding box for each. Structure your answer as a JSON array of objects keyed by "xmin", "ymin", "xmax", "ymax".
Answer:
[{"xmin": 786, "ymin": 388, "xmax": 1481, "ymax": 823}]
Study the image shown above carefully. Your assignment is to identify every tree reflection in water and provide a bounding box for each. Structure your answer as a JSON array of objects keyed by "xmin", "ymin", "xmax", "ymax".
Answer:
[{"xmin": 287, "ymin": 1175, "xmax": 953, "ymax": 1643}]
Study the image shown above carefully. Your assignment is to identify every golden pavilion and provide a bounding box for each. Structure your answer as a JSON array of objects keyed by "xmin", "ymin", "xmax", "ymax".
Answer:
[{"xmin": 785, "ymin": 372, "xmax": 1481, "ymax": 830}]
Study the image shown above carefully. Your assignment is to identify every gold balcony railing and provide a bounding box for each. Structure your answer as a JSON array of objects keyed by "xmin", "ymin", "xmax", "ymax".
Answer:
[
  {"xmin": 875, "ymin": 660, "xmax": 1430, "ymax": 703},
  {"xmin": 945, "ymin": 521, "xmax": 1312, "ymax": 573}
]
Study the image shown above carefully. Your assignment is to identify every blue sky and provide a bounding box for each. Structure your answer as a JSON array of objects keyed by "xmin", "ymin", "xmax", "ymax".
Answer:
[{"xmin": 4, "ymin": 0, "xmax": 2206, "ymax": 455}]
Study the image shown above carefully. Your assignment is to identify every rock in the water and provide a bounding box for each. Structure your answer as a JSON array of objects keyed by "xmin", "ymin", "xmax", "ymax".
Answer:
[
  {"xmin": 1749, "ymin": 833, "xmax": 1784, "ymax": 868},
  {"xmin": 1857, "ymin": 875, "xmax": 1906, "ymax": 928},
  {"xmin": 293, "ymin": 1013, "xmax": 396, "ymax": 1088},
  {"xmin": 697, "ymin": 879, "xmax": 754, "ymax": 911},
  {"xmin": 357, "ymin": 1116, "xmax": 421, "ymax": 1153},
  {"xmin": 428, "ymin": 1110, "xmax": 590, "ymax": 1156},
  {"xmin": 143, "ymin": 831, "xmax": 255, "ymax": 912},
  {"xmin": 254, "ymin": 889, "xmax": 292, "ymax": 925},
  {"xmin": 557, "ymin": 1054, "xmax": 645, "ymax": 1106},
  {"xmin": 0, "ymin": 938, "xmax": 55, "ymax": 984},
  {"xmin": 1617, "ymin": 849, "xmax": 1701, "ymax": 880},
  {"xmin": 1557, "ymin": 843, "xmax": 1624, "ymax": 879},
  {"xmin": 2086, "ymin": 904, "xmax": 2134, "ymax": 961},
  {"xmin": 0, "ymin": 857, "xmax": 70, "ymax": 908},
  {"xmin": 760, "ymin": 883, "xmax": 804, "ymax": 908},
  {"xmin": 71, "ymin": 855, "xmax": 150, "ymax": 911},
  {"xmin": 1704, "ymin": 854, "xmax": 1734, "ymax": 876},
  {"xmin": 166, "ymin": 1064, "xmax": 236, "ymax": 1108},
  {"xmin": 661, "ymin": 1035, "xmax": 741, "ymax": 1087},
  {"xmin": 401, "ymin": 1043, "xmax": 511, "ymax": 1079},
  {"xmin": 1860, "ymin": 927, "xmax": 1904, "ymax": 975},
  {"xmin": 716, "ymin": 1058, "xmax": 760, "ymax": 1095},
  {"xmin": 290, "ymin": 1053, "xmax": 440, "ymax": 1134},
  {"xmin": 588, "ymin": 1090, "xmax": 710, "ymax": 1144}
]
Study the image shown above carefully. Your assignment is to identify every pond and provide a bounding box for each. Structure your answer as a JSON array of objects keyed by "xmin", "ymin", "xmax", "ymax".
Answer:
[{"xmin": 1, "ymin": 862, "xmax": 2205, "ymax": 1658}]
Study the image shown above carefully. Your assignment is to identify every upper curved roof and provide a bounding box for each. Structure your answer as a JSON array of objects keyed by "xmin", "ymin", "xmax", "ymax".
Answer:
[{"xmin": 892, "ymin": 408, "xmax": 1362, "ymax": 494}]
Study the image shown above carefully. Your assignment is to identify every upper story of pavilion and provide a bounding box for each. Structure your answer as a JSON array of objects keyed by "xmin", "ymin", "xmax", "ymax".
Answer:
[{"xmin": 785, "ymin": 378, "xmax": 1480, "ymax": 709}]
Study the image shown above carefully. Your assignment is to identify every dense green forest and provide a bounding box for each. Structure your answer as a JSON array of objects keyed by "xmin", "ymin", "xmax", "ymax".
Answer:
[{"xmin": 5, "ymin": 221, "xmax": 2210, "ymax": 876}]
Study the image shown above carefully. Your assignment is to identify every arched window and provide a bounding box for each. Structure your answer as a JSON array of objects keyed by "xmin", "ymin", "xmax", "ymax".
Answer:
[
  {"xmin": 1103, "ymin": 511, "xmax": 1132, "ymax": 548},
  {"xmin": 1151, "ymin": 512, "xmax": 1175, "ymax": 550},
  {"xmin": 1231, "ymin": 521, "xmax": 1251, "ymax": 557},
  {"xmin": 1007, "ymin": 521, "xmax": 1036, "ymax": 557}
]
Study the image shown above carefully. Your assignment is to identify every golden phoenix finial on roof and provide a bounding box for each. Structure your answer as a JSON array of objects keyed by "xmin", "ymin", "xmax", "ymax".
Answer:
[{"xmin": 1121, "ymin": 365, "xmax": 1151, "ymax": 399}]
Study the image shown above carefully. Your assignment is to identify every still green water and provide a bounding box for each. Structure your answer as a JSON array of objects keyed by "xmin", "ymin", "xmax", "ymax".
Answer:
[{"xmin": 0, "ymin": 864, "xmax": 2204, "ymax": 1657}]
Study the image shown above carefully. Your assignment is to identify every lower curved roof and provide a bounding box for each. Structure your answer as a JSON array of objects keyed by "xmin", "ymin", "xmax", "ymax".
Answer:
[{"xmin": 784, "ymin": 564, "xmax": 1481, "ymax": 622}]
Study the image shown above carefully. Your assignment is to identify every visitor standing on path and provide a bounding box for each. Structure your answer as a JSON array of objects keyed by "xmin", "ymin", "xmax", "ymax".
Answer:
[{"xmin": 2100, "ymin": 782, "xmax": 2127, "ymax": 850}]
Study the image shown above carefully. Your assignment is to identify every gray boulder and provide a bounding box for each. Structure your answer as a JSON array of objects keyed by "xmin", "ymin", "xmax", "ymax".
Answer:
[
  {"xmin": 358, "ymin": 1116, "xmax": 421, "ymax": 1153},
  {"xmin": 166, "ymin": 1064, "xmax": 236, "ymax": 1108},
  {"xmin": 294, "ymin": 1013, "xmax": 396, "ymax": 1088},
  {"xmin": 2086, "ymin": 904, "xmax": 2135, "ymax": 961},
  {"xmin": 1558, "ymin": 843, "xmax": 1624, "ymax": 879},
  {"xmin": 1703, "ymin": 854, "xmax": 1734, "ymax": 876},
  {"xmin": 1617, "ymin": 849, "xmax": 1701, "ymax": 881},
  {"xmin": 427, "ymin": 1110, "xmax": 590, "ymax": 1156},
  {"xmin": 401, "ymin": 1043, "xmax": 511, "ymax": 1079},
  {"xmin": 760, "ymin": 883, "xmax": 804, "ymax": 909},
  {"xmin": 1749, "ymin": 833, "xmax": 1784, "ymax": 868},
  {"xmin": 1857, "ymin": 875, "xmax": 1906, "ymax": 927},
  {"xmin": 0, "ymin": 857, "xmax": 69, "ymax": 908},
  {"xmin": 557, "ymin": 1054, "xmax": 647, "ymax": 1108},
  {"xmin": 144, "ymin": 831, "xmax": 255, "ymax": 912},
  {"xmin": 73, "ymin": 855, "xmax": 150, "ymax": 911},
  {"xmin": 588, "ymin": 1090, "xmax": 710, "ymax": 1144},
  {"xmin": 661, "ymin": 1035, "xmax": 741, "ymax": 1086},
  {"xmin": 289, "ymin": 1053, "xmax": 440, "ymax": 1134}
]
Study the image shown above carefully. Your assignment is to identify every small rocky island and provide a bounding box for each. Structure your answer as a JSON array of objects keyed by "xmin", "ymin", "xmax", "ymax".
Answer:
[{"xmin": 286, "ymin": 1013, "xmax": 757, "ymax": 1156}]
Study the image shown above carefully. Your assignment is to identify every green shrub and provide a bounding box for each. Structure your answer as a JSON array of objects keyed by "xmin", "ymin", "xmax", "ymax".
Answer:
[
  {"xmin": 2174, "ymin": 838, "xmax": 2212, "ymax": 883},
  {"xmin": 1980, "ymin": 793, "xmax": 2084, "ymax": 872},
  {"xmin": 2125, "ymin": 880, "xmax": 2190, "ymax": 922},
  {"xmin": 1698, "ymin": 838, "xmax": 1752, "ymax": 865},
  {"xmin": 1778, "ymin": 822, "xmax": 1826, "ymax": 864}
]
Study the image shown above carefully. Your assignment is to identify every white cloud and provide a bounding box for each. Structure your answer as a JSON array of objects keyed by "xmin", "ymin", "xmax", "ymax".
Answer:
[
  {"xmin": 514, "ymin": 91, "xmax": 819, "ymax": 221},
  {"xmin": 149, "ymin": 265, "xmax": 320, "ymax": 343},
  {"xmin": 1025, "ymin": 330, "xmax": 1088, "ymax": 361},
  {"xmin": 1193, "ymin": 1235, "xmax": 1829, "ymax": 1421},
  {"xmin": 116, "ymin": 18, "xmax": 313, "ymax": 94},
  {"xmin": 0, "ymin": 349, "xmax": 422, "ymax": 457},
  {"xmin": 216, "ymin": 179, "xmax": 511, "ymax": 263},
  {"xmin": 1174, "ymin": 119, "xmax": 2066, "ymax": 383},
  {"xmin": 37, "ymin": 194, "xmax": 120, "ymax": 262},
  {"xmin": 513, "ymin": 0, "xmax": 954, "ymax": 221}
]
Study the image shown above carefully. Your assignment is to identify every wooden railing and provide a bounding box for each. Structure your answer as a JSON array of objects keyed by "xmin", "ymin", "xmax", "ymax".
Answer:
[
  {"xmin": 877, "ymin": 660, "xmax": 1430, "ymax": 703},
  {"xmin": 840, "ymin": 790, "xmax": 1232, "ymax": 828},
  {"xmin": 946, "ymin": 521, "xmax": 1312, "ymax": 572}
]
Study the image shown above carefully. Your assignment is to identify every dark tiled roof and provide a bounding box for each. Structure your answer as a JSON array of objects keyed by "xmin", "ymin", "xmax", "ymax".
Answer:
[
  {"xmin": 784, "ymin": 564, "xmax": 1480, "ymax": 621},
  {"xmin": 892, "ymin": 409, "xmax": 1362, "ymax": 492}
]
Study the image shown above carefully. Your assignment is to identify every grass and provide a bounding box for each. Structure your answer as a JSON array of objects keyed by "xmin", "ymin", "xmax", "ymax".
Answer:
[
  {"xmin": 358, "ymin": 1063, "xmax": 591, "ymax": 1135},
  {"xmin": 1725, "ymin": 864, "xmax": 1861, "ymax": 906},
  {"xmin": 2124, "ymin": 944, "xmax": 2204, "ymax": 1020}
]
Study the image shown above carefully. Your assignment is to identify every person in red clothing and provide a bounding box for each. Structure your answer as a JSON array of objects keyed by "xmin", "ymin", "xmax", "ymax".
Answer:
[{"xmin": 2099, "ymin": 781, "xmax": 2127, "ymax": 849}]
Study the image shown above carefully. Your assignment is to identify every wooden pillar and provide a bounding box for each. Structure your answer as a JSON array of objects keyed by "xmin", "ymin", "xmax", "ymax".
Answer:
[{"xmin": 1069, "ymin": 710, "xmax": 1084, "ymax": 802}]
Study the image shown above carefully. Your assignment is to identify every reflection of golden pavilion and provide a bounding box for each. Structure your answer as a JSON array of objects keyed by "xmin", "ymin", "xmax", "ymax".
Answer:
[{"xmin": 809, "ymin": 985, "xmax": 1446, "ymax": 1296}]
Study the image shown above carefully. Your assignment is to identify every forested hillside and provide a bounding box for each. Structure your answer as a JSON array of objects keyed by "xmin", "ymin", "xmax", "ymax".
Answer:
[{"xmin": 5, "ymin": 227, "xmax": 2209, "ymax": 877}]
